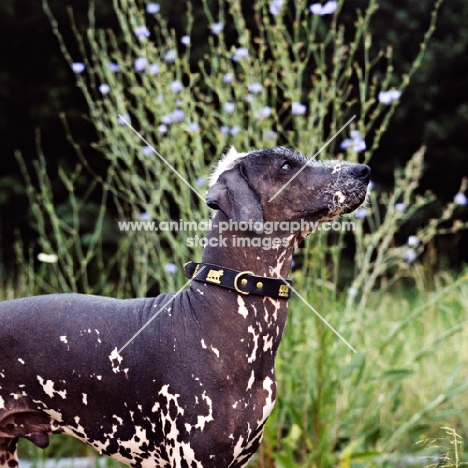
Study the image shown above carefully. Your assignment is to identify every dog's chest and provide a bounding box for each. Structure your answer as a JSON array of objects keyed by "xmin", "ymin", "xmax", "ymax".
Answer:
[
  {"xmin": 55, "ymin": 372, "xmax": 276, "ymax": 468},
  {"xmin": 73, "ymin": 298, "xmax": 280, "ymax": 467}
]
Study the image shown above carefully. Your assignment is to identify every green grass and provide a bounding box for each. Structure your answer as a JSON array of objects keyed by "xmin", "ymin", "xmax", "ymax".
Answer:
[{"xmin": 257, "ymin": 272, "xmax": 468, "ymax": 467}]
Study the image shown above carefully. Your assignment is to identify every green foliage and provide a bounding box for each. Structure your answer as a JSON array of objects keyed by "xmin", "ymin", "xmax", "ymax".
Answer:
[
  {"xmin": 260, "ymin": 272, "xmax": 468, "ymax": 467},
  {"xmin": 349, "ymin": 146, "xmax": 468, "ymax": 310},
  {"xmin": 417, "ymin": 427, "xmax": 468, "ymax": 468}
]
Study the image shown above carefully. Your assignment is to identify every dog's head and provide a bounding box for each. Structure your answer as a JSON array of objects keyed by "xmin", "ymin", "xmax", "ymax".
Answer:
[{"xmin": 207, "ymin": 146, "xmax": 370, "ymax": 234}]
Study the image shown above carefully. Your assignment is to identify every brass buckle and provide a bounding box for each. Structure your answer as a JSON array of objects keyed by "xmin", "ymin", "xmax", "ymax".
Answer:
[{"xmin": 233, "ymin": 271, "xmax": 254, "ymax": 295}]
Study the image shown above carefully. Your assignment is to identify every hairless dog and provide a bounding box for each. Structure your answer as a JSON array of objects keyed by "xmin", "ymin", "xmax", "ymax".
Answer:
[{"xmin": 0, "ymin": 146, "xmax": 370, "ymax": 468}]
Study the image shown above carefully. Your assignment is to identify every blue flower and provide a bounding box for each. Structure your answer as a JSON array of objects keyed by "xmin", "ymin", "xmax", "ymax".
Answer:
[
  {"xmin": 407, "ymin": 236, "xmax": 420, "ymax": 247},
  {"xmin": 134, "ymin": 26, "xmax": 150, "ymax": 40},
  {"xmin": 186, "ymin": 122, "xmax": 200, "ymax": 132},
  {"xmin": 219, "ymin": 125, "xmax": 240, "ymax": 136},
  {"xmin": 322, "ymin": 1, "xmax": 338, "ymax": 14},
  {"xmin": 134, "ymin": 57, "xmax": 148, "ymax": 71},
  {"xmin": 98, "ymin": 84, "xmax": 111, "ymax": 95},
  {"xmin": 310, "ymin": 4, "xmax": 322, "ymax": 14},
  {"xmin": 232, "ymin": 47, "xmax": 249, "ymax": 62},
  {"xmin": 139, "ymin": 212, "xmax": 151, "ymax": 221},
  {"xmin": 181, "ymin": 35, "xmax": 191, "ymax": 45},
  {"xmin": 454, "ymin": 192, "xmax": 468, "ymax": 206},
  {"xmin": 256, "ymin": 106, "xmax": 272, "ymax": 120},
  {"xmin": 269, "ymin": 0, "xmax": 284, "ymax": 15},
  {"xmin": 395, "ymin": 203, "xmax": 406, "ymax": 212},
  {"xmin": 195, "ymin": 177, "xmax": 206, "ymax": 187},
  {"xmin": 146, "ymin": 3, "xmax": 160, "ymax": 14},
  {"xmin": 291, "ymin": 102, "xmax": 307, "ymax": 115},
  {"xmin": 223, "ymin": 72, "xmax": 234, "ymax": 84},
  {"xmin": 164, "ymin": 50, "xmax": 177, "ymax": 63},
  {"xmin": 161, "ymin": 114, "xmax": 173, "ymax": 125},
  {"xmin": 378, "ymin": 89, "xmax": 402, "ymax": 105},
  {"xmin": 310, "ymin": 1, "xmax": 338, "ymax": 15},
  {"xmin": 118, "ymin": 113, "xmax": 130, "ymax": 125},
  {"xmin": 354, "ymin": 140, "xmax": 366, "ymax": 153},
  {"xmin": 354, "ymin": 208, "xmax": 367, "ymax": 219},
  {"xmin": 347, "ymin": 287, "xmax": 358, "ymax": 298},
  {"xmin": 350, "ymin": 130, "xmax": 362, "ymax": 140},
  {"xmin": 142, "ymin": 146, "xmax": 153, "ymax": 156},
  {"xmin": 223, "ymin": 102, "xmax": 235, "ymax": 114},
  {"xmin": 72, "ymin": 62, "xmax": 85, "ymax": 73},
  {"xmin": 170, "ymin": 80, "xmax": 183, "ymax": 94},
  {"xmin": 341, "ymin": 130, "xmax": 366, "ymax": 153},
  {"xmin": 148, "ymin": 64, "xmax": 160, "ymax": 75},
  {"xmin": 161, "ymin": 109, "xmax": 185, "ymax": 125},
  {"xmin": 403, "ymin": 248, "xmax": 417, "ymax": 264},
  {"xmin": 164, "ymin": 263, "xmax": 178, "ymax": 274},
  {"xmin": 158, "ymin": 124, "xmax": 168, "ymax": 134},
  {"xmin": 210, "ymin": 22, "xmax": 224, "ymax": 35},
  {"xmin": 264, "ymin": 130, "xmax": 277, "ymax": 140},
  {"xmin": 248, "ymin": 82, "xmax": 263, "ymax": 93},
  {"xmin": 107, "ymin": 62, "xmax": 120, "ymax": 73},
  {"xmin": 173, "ymin": 109, "xmax": 185, "ymax": 122}
]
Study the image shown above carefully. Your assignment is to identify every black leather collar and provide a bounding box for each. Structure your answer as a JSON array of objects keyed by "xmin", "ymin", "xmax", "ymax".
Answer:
[{"xmin": 183, "ymin": 261, "xmax": 292, "ymax": 299}]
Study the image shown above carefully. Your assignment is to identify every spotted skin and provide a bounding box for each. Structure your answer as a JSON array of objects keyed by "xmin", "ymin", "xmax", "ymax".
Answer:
[
  {"xmin": 0, "ymin": 438, "xmax": 18, "ymax": 468},
  {"xmin": 0, "ymin": 146, "xmax": 370, "ymax": 468}
]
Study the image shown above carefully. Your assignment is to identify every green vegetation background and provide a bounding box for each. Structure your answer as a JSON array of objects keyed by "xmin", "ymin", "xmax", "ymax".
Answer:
[{"xmin": 1, "ymin": 0, "xmax": 467, "ymax": 266}]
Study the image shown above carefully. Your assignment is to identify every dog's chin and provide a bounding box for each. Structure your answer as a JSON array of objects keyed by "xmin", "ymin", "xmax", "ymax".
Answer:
[
  {"xmin": 337, "ymin": 192, "xmax": 368, "ymax": 216},
  {"xmin": 341, "ymin": 201, "xmax": 366, "ymax": 215},
  {"xmin": 307, "ymin": 191, "xmax": 368, "ymax": 222},
  {"xmin": 310, "ymin": 201, "xmax": 365, "ymax": 223}
]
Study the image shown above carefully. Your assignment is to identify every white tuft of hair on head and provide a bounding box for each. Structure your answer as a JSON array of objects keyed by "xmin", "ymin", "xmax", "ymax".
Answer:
[{"xmin": 209, "ymin": 146, "xmax": 250, "ymax": 187}]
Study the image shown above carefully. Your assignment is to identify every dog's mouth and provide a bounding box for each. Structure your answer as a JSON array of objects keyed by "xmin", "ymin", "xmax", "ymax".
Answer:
[
  {"xmin": 313, "ymin": 183, "xmax": 369, "ymax": 221},
  {"xmin": 337, "ymin": 189, "xmax": 368, "ymax": 214}
]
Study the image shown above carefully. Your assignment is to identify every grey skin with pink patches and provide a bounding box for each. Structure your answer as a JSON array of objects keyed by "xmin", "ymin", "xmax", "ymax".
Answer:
[{"xmin": 0, "ymin": 146, "xmax": 370, "ymax": 468}]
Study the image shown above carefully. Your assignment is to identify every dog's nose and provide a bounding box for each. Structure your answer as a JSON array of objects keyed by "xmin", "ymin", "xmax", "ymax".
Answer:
[{"xmin": 348, "ymin": 164, "xmax": 371, "ymax": 182}]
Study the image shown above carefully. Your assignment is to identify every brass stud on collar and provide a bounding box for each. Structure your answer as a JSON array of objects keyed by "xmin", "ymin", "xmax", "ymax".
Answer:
[
  {"xmin": 241, "ymin": 278, "xmax": 248, "ymax": 286},
  {"xmin": 256, "ymin": 282, "xmax": 264, "ymax": 289}
]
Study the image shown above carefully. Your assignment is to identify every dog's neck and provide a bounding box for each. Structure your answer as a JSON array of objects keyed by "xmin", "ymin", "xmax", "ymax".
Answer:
[
  {"xmin": 197, "ymin": 212, "xmax": 296, "ymax": 364},
  {"xmin": 201, "ymin": 212, "xmax": 301, "ymax": 279}
]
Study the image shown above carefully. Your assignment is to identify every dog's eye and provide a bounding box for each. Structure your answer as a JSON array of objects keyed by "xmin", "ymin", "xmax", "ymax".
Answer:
[{"xmin": 281, "ymin": 162, "xmax": 291, "ymax": 171}]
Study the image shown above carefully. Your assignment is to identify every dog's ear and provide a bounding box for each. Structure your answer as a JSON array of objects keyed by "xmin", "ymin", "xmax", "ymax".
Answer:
[{"xmin": 206, "ymin": 164, "xmax": 264, "ymax": 232}]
